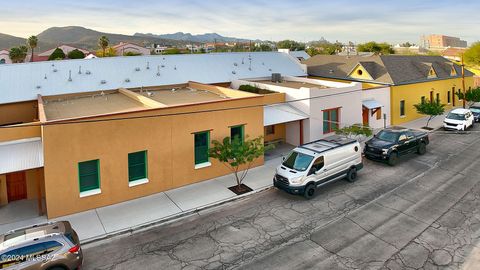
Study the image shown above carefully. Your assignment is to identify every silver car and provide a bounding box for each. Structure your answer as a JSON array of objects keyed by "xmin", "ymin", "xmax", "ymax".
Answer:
[{"xmin": 0, "ymin": 221, "xmax": 83, "ymax": 270}]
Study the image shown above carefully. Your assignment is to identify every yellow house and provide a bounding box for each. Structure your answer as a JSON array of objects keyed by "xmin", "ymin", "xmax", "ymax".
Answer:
[{"xmin": 304, "ymin": 55, "xmax": 475, "ymax": 125}]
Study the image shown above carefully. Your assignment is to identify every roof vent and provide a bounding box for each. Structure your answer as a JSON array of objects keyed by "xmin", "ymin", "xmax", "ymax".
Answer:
[
  {"xmin": 68, "ymin": 70, "xmax": 72, "ymax": 82},
  {"xmin": 329, "ymin": 69, "xmax": 334, "ymax": 74},
  {"xmin": 271, "ymin": 73, "xmax": 282, "ymax": 83},
  {"xmin": 146, "ymin": 62, "xmax": 150, "ymax": 70},
  {"xmin": 135, "ymin": 67, "xmax": 141, "ymax": 71},
  {"xmin": 53, "ymin": 68, "xmax": 58, "ymax": 73},
  {"xmin": 86, "ymin": 70, "xmax": 91, "ymax": 75},
  {"xmin": 157, "ymin": 65, "xmax": 161, "ymax": 76},
  {"xmin": 125, "ymin": 78, "xmax": 130, "ymax": 83},
  {"xmin": 174, "ymin": 65, "xmax": 177, "ymax": 70},
  {"xmin": 78, "ymin": 66, "xmax": 82, "ymax": 74},
  {"xmin": 161, "ymin": 64, "xmax": 165, "ymax": 68},
  {"xmin": 171, "ymin": 88, "xmax": 176, "ymax": 92},
  {"xmin": 268, "ymin": 68, "xmax": 272, "ymax": 72},
  {"xmin": 147, "ymin": 91, "xmax": 153, "ymax": 97},
  {"xmin": 234, "ymin": 62, "xmax": 238, "ymax": 66},
  {"xmin": 232, "ymin": 71, "xmax": 236, "ymax": 74},
  {"xmin": 36, "ymin": 85, "xmax": 41, "ymax": 89},
  {"xmin": 44, "ymin": 74, "xmax": 47, "ymax": 79},
  {"xmin": 101, "ymin": 80, "xmax": 107, "ymax": 84}
]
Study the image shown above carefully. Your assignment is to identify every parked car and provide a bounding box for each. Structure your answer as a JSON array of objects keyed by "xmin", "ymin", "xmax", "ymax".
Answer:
[
  {"xmin": 273, "ymin": 135, "xmax": 363, "ymax": 199},
  {"xmin": 364, "ymin": 126, "xmax": 429, "ymax": 166},
  {"xmin": 443, "ymin": 108, "xmax": 475, "ymax": 131},
  {"xmin": 469, "ymin": 105, "xmax": 480, "ymax": 122},
  {"xmin": 0, "ymin": 221, "xmax": 82, "ymax": 270}
]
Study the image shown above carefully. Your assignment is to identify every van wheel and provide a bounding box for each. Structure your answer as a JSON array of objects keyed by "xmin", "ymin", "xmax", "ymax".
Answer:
[
  {"xmin": 304, "ymin": 184, "xmax": 316, "ymax": 199},
  {"xmin": 417, "ymin": 142, "xmax": 426, "ymax": 155},
  {"xmin": 346, "ymin": 167, "xmax": 357, "ymax": 182},
  {"xmin": 387, "ymin": 152, "xmax": 398, "ymax": 166}
]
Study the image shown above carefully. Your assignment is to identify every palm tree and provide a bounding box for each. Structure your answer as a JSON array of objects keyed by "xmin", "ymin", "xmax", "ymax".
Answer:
[
  {"xmin": 98, "ymin": 36, "xmax": 109, "ymax": 57},
  {"xmin": 9, "ymin": 46, "xmax": 28, "ymax": 63},
  {"xmin": 27, "ymin": 35, "xmax": 38, "ymax": 62}
]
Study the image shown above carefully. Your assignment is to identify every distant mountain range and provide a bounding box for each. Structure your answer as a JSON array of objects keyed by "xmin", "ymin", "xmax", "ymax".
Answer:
[
  {"xmin": 134, "ymin": 32, "xmax": 260, "ymax": 43},
  {"xmin": 0, "ymin": 26, "xmax": 198, "ymax": 51}
]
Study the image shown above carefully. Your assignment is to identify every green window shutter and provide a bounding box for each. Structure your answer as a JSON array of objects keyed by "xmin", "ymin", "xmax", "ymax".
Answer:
[
  {"xmin": 128, "ymin": 151, "xmax": 147, "ymax": 181},
  {"xmin": 78, "ymin": 160, "xmax": 100, "ymax": 192},
  {"xmin": 231, "ymin": 125, "xmax": 244, "ymax": 143},
  {"xmin": 323, "ymin": 110, "xmax": 329, "ymax": 134},
  {"xmin": 194, "ymin": 131, "xmax": 210, "ymax": 165}
]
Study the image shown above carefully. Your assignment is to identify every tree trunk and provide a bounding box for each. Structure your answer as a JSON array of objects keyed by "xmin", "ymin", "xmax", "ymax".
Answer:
[
  {"xmin": 31, "ymin": 49, "xmax": 34, "ymax": 62},
  {"xmin": 426, "ymin": 116, "xmax": 433, "ymax": 128}
]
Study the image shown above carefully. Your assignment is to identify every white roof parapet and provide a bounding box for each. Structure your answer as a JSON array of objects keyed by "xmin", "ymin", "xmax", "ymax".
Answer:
[{"xmin": 0, "ymin": 52, "xmax": 307, "ymax": 104}]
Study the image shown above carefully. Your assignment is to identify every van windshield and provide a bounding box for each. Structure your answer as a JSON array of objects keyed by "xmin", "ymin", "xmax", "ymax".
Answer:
[{"xmin": 282, "ymin": 151, "xmax": 314, "ymax": 172}]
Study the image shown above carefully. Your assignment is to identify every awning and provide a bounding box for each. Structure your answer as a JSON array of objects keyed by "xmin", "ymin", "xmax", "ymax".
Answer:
[
  {"xmin": 264, "ymin": 104, "xmax": 309, "ymax": 126},
  {"xmin": 362, "ymin": 99, "xmax": 383, "ymax": 110},
  {"xmin": 0, "ymin": 138, "xmax": 43, "ymax": 174}
]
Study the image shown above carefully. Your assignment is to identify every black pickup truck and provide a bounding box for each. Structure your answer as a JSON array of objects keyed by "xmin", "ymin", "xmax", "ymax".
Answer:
[{"xmin": 364, "ymin": 127, "xmax": 429, "ymax": 166}]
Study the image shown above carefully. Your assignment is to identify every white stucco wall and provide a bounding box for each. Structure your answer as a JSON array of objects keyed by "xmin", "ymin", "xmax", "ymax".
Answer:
[
  {"xmin": 231, "ymin": 76, "xmax": 363, "ymax": 144},
  {"xmin": 361, "ymin": 86, "xmax": 391, "ymax": 130}
]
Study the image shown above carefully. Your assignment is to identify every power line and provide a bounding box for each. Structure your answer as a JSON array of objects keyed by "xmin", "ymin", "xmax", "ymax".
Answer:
[{"xmin": 0, "ymin": 87, "xmax": 365, "ymax": 129}]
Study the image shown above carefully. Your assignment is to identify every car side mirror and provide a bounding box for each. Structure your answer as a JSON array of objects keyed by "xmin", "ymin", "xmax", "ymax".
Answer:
[{"xmin": 282, "ymin": 156, "xmax": 285, "ymax": 162}]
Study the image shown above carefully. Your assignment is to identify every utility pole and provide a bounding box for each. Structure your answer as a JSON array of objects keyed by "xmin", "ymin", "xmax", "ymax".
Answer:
[{"xmin": 462, "ymin": 53, "xmax": 466, "ymax": 109}]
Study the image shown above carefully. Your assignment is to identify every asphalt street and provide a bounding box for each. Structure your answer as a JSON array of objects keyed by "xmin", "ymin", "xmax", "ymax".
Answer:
[{"xmin": 82, "ymin": 126, "xmax": 480, "ymax": 270}]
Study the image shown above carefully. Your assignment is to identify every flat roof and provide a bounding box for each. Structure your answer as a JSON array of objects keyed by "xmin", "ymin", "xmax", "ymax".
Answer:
[
  {"xmin": 255, "ymin": 80, "xmax": 328, "ymax": 89},
  {"xmin": 44, "ymin": 92, "xmax": 149, "ymax": 121},
  {"xmin": 143, "ymin": 87, "xmax": 227, "ymax": 106},
  {"xmin": 41, "ymin": 82, "xmax": 248, "ymax": 121}
]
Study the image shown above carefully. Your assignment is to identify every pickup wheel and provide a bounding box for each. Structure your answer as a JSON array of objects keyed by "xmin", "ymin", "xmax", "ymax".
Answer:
[
  {"xmin": 417, "ymin": 142, "xmax": 427, "ymax": 155},
  {"xmin": 387, "ymin": 152, "xmax": 398, "ymax": 166},
  {"xmin": 346, "ymin": 167, "xmax": 358, "ymax": 183},
  {"xmin": 304, "ymin": 184, "xmax": 316, "ymax": 199}
]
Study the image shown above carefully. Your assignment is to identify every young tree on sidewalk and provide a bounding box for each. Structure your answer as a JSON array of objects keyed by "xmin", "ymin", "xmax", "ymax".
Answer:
[
  {"xmin": 413, "ymin": 99, "xmax": 445, "ymax": 129},
  {"xmin": 209, "ymin": 136, "xmax": 272, "ymax": 194}
]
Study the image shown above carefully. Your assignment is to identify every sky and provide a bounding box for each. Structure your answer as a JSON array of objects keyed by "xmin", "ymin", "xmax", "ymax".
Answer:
[{"xmin": 1, "ymin": 0, "xmax": 478, "ymax": 44}]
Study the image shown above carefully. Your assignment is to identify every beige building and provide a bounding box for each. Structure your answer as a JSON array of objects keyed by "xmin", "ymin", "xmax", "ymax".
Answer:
[
  {"xmin": 422, "ymin": 34, "xmax": 468, "ymax": 48},
  {"xmin": 0, "ymin": 52, "xmax": 306, "ymax": 218}
]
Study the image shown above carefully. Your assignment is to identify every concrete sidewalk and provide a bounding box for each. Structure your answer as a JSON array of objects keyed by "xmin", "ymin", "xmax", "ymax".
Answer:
[
  {"xmin": 401, "ymin": 113, "xmax": 448, "ymax": 131},
  {"xmin": 0, "ymin": 154, "xmax": 286, "ymax": 243}
]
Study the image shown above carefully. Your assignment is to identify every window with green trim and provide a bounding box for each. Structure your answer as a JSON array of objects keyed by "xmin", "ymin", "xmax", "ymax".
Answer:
[
  {"xmin": 78, "ymin": 160, "xmax": 100, "ymax": 192},
  {"xmin": 128, "ymin": 151, "xmax": 147, "ymax": 182},
  {"xmin": 231, "ymin": 125, "xmax": 244, "ymax": 143},
  {"xmin": 194, "ymin": 131, "xmax": 210, "ymax": 165}
]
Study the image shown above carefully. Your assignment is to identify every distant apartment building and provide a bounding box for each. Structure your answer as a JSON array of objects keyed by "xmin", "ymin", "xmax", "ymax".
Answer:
[{"xmin": 421, "ymin": 34, "xmax": 468, "ymax": 48}]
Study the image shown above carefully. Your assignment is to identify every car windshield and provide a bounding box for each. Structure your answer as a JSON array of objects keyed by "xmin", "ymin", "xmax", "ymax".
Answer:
[
  {"xmin": 375, "ymin": 130, "xmax": 399, "ymax": 143},
  {"xmin": 447, "ymin": 113, "xmax": 466, "ymax": 120},
  {"xmin": 282, "ymin": 151, "xmax": 314, "ymax": 172},
  {"xmin": 469, "ymin": 107, "xmax": 480, "ymax": 113}
]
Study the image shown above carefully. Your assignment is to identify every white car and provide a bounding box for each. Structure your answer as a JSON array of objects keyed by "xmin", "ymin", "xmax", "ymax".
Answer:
[{"xmin": 443, "ymin": 108, "xmax": 475, "ymax": 131}]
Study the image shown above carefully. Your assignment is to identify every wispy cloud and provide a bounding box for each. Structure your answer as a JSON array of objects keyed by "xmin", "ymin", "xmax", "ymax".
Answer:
[{"xmin": 1, "ymin": 0, "xmax": 478, "ymax": 44}]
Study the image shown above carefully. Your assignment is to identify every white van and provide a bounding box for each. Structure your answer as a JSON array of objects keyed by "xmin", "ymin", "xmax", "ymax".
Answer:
[{"xmin": 273, "ymin": 136, "xmax": 363, "ymax": 199}]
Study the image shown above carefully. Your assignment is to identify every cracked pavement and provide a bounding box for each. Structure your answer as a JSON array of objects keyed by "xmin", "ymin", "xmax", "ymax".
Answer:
[{"xmin": 82, "ymin": 127, "xmax": 480, "ymax": 270}]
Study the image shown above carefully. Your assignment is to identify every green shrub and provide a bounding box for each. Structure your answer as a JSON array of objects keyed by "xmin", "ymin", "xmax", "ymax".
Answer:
[
  {"xmin": 238, "ymin": 85, "xmax": 275, "ymax": 94},
  {"xmin": 48, "ymin": 48, "xmax": 66, "ymax": 60},
  {"xmin": 67, "ymin": 49, "xmax": 85, "ymax": 59},
  {"xmin": 123, "ymin": 51, "xmax": 142, "ymax": 56}
]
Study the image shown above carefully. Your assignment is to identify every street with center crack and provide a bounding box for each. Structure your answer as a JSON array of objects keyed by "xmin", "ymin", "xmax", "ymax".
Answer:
[{"xmin": 83, "ymin": 127, "xmax": 480, "ymax": 270}]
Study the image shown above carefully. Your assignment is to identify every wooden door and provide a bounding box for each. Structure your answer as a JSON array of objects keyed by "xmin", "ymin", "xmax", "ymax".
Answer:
[
  {"xmin": 6, "ymin": 171, "xmax": 27, "ymax": 202},
  {"xmin": 362, "ymin": 107, "xmax": 369, "ymax": 126}
]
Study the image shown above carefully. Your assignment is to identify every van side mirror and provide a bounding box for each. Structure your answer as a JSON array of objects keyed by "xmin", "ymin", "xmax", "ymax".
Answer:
[{"xmin": 282, "ymin": 156, "xmax": 286, "ymax": 162}]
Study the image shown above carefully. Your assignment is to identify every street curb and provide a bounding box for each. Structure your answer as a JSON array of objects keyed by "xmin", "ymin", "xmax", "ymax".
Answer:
[{"xmin": 81, "ymin": 185, "xmax": 274, "ymax": 247}]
